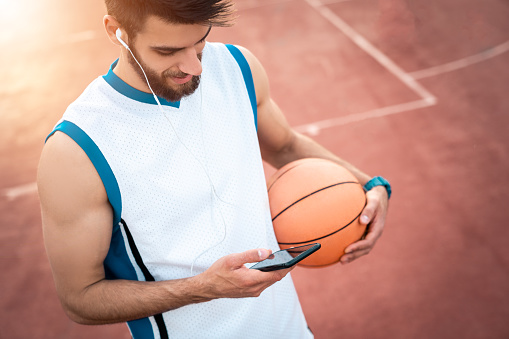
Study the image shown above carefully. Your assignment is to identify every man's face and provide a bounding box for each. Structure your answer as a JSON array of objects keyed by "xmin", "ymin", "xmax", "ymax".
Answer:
[{"xmin": 126, "ymin": 17, "xmax": 210, "ymax": 102}]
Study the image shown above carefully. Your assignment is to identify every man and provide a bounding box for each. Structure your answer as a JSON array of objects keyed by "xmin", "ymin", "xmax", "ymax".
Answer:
[{"xmin": 38, "ymin": 0, "xmax": 390, "ymax": 338}]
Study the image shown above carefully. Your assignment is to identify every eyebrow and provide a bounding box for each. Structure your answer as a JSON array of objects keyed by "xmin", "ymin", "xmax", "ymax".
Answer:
[{"xmin": 151, "ymin": 25, "xmax": 212, "ymax": 53}]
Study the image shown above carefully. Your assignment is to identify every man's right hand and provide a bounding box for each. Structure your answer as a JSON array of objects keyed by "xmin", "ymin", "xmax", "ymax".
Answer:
[{"xmin": 194, "ymin": 249, "xmax": 293, "ymax": 300}]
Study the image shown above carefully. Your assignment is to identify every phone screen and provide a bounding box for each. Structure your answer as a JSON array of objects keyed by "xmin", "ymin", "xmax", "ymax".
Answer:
[{"xmin": 250, "ymin": 243, "xmax": 321, "ymax": 271}]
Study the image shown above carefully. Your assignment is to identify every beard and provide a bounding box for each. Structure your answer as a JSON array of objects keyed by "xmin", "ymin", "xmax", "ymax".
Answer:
[{"xmin": 127, "ymin": 45, "xmax": 201, "ymax": 103}]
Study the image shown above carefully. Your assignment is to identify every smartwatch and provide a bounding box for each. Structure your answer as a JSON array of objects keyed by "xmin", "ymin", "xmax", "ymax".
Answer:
[{"xmin": 363, "ymin": 176, "xmax": 392, "ymax": 199}]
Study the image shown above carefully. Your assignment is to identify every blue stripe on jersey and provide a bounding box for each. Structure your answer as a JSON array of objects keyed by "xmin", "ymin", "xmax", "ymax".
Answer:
[
  {"xmin": 103, "ymin": 59, "xmax": 181, "ymax": 108},
  {"xmin": 45, "ymin": 121, "xmax": 156, "ymax": 339},
  {"xmin": 45, "ymin": 121, "xmax": 122, "ymax": 225},
  {"xmin": 225, "ymin": 44, "xmax": 258, "ymax": 130}
]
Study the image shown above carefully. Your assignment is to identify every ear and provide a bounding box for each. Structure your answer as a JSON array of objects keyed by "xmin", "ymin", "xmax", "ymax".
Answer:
[{"xmin": 103, "ymin": 15, "xmax": 124, "ymax": 47}]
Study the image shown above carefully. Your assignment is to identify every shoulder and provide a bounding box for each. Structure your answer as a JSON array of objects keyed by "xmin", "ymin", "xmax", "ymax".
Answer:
[
  {"xmin": 229, "ymin": 45, "xmax": 270, "ymax": 105},
  {"xmin": 232, "ymin": 45, "xmax": 266, "ymax": 82},
  {"xmin": 41, "ymin": 131, "xmax": 95, "ymax": 174},
  {"xmin": 38, "ymin": 131, "xmax": 107, "ymax": 219}
]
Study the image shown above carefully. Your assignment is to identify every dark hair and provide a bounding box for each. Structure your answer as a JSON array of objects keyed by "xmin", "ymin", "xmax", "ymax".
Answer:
[{"xmin": 105, "ymin": 0, "xmax": 235, "ymax": 37}]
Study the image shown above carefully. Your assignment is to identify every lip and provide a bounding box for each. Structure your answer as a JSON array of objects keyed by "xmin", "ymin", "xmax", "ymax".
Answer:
[{"xmin": 171, "ymin": 74, "xmax": 193, "ymax": 85}]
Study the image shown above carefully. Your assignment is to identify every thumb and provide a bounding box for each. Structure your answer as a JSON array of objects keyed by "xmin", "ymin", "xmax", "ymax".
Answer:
[
  {"xmin": 230, "ymin": 249, "xmax": 272, "ymax": 267},
  {"xmin": 360, "ymin": 198, "xmax": 377, "ymax": 225}
]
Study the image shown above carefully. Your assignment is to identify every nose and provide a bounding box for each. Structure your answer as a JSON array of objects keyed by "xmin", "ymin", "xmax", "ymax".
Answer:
[{"xmin": 178, "ymin": 47, "xmax": 202, "ymax": 76}]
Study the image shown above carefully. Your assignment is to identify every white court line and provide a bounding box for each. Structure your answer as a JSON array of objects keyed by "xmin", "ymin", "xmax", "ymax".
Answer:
[
  {"xmin": 300, "ymin": 0, "xmax": 509, "ymax": 134},
  {"xmin": 5, "ymin": 6, "xmax": 504, "ymax": 200},
  {"xmin": 306, "ymin": 0, "xmax": 436, "ymax": 103},
  {"xmin": 295, "ymin": 99, "xmax": 435, "ymax": 135},
  {"xmin": 295, "ymin": 0, "xmax": 437, "ymax": 135},
  {"xmin": 409, "ymin": 40, "xmax": 509, "ymax": 80},
  {"xmin": 2, "ymin": 182, "xmax": 38, "ymax": 201}
]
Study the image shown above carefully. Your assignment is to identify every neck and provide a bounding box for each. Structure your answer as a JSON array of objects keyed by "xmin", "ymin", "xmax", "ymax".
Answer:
[{"xmin": 113, "ymin": 53, "xmax": 153, "ymax": 94}]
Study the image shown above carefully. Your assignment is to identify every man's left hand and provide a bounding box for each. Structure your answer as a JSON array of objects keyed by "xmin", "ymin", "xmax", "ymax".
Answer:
[{"xmin": 341, "ymin": 185, "xmax": 389, "ymax": 264}]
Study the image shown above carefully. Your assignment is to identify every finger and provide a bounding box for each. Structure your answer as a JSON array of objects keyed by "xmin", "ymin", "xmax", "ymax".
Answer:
[
  {"xmin": 341, "ymin": 247, "xmax": 371, "ymax": 264},
  {"xmin": 344, "ymin": 232, "xmax": 379, "ymax": 258},
  {"xmin": 345, "ymin": 219, "xmax": 383, "ymax": 253},
  {"xmin": 342, "ymin": 238, "xmax": 372, "ymax": 261},
  {"xmin": 274, "ymin": 265, "xmax": 295, "ymax": 278},
  {"xmin": 262, "ymin": 265, "xmax": 295, "ymax": 284},
  {"xmin": 345, "ymin": 238, "xmax": 372, "ymax": 253},
  {"xmin": 227, "ymin": 249, "xmax": 272, "ymax": 268},
  {"xmin": 343, "ymin": 216, "xmax": 386, "ymax": 260},
  {"xmin": 240, "ymin": 265, "xmax": 293, "ymax": 297},
  {"xmin": 359, "ymin": 194, "xmax": 380, "ymax": 226}
]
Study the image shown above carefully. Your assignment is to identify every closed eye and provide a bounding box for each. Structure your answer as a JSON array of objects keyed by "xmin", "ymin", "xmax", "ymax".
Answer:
[{"xmin": 156, "ymin": 50, "xmax": 177, "ymax": 57}]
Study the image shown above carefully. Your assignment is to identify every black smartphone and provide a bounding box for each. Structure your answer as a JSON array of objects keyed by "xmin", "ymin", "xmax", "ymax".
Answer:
[{"xmin": 249, "ymin": 243, "xmax": 321, "ymax": 272}]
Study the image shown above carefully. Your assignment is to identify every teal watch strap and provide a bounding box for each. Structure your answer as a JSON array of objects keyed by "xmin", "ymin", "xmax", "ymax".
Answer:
[{"xmin": 364, "ymin": 176, "xmax": 392, "ymax": 199}]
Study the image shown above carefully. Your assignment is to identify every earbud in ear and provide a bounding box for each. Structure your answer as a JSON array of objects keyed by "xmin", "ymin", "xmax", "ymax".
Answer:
[{"xmin": 116, "ymin": 28, "xmax": 129, "ymax": 49}]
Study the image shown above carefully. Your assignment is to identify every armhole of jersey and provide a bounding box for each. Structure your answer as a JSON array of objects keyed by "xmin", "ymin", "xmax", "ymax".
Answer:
[
  {"xmin": 45, "ymin": 121, "xmax": 122, "ymax": 226},
  {"xmin": 225, "ymin": 44, "xmax": 258, "ymax": 130}
]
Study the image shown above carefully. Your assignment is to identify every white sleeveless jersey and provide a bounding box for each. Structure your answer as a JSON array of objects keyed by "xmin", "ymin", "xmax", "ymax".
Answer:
[{"xmin": 48, "ymin": 42, "xmax": 312, "ymax": 339}]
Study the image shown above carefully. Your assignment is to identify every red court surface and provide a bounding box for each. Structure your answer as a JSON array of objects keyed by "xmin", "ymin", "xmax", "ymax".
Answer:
[{"xmin": 1, "ymin": 0, "xmax": 509, "ymax": 338}]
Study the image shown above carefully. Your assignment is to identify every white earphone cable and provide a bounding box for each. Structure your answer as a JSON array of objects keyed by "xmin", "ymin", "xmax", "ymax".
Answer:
[{"xmin": 118, "ymin": 31, "xmax": 231, "ymax": 275}]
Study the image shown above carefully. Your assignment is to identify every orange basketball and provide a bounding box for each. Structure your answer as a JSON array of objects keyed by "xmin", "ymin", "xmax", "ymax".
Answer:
[{"xmin": 267, "ymin": 158, "xmax": 367, "ymax": 267}]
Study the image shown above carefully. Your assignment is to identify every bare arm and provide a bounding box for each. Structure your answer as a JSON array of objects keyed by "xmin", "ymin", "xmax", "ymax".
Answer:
[
  {"xmin": 236, "ymin": 46, "xmax": 390, "ymax": 264},
  {"xmin": 236, "ymin": 46, "xmax": 371, "ymax": 184},
  {"xmin": 39, "ymin": 132, "xmax": 290, "ymax": 325}
]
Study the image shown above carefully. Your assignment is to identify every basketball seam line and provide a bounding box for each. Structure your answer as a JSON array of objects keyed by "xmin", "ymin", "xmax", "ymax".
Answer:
[
  {"xmin": 271, "ymin": 181, "xmax": 361, "ymax": 222},
  {"xmin": 277, "ymin": 204, "xmax": 365, "ymax": 246},
  {"xmin": 267, "ymin": 161, "xmax": 307, "ymax": 192}
]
